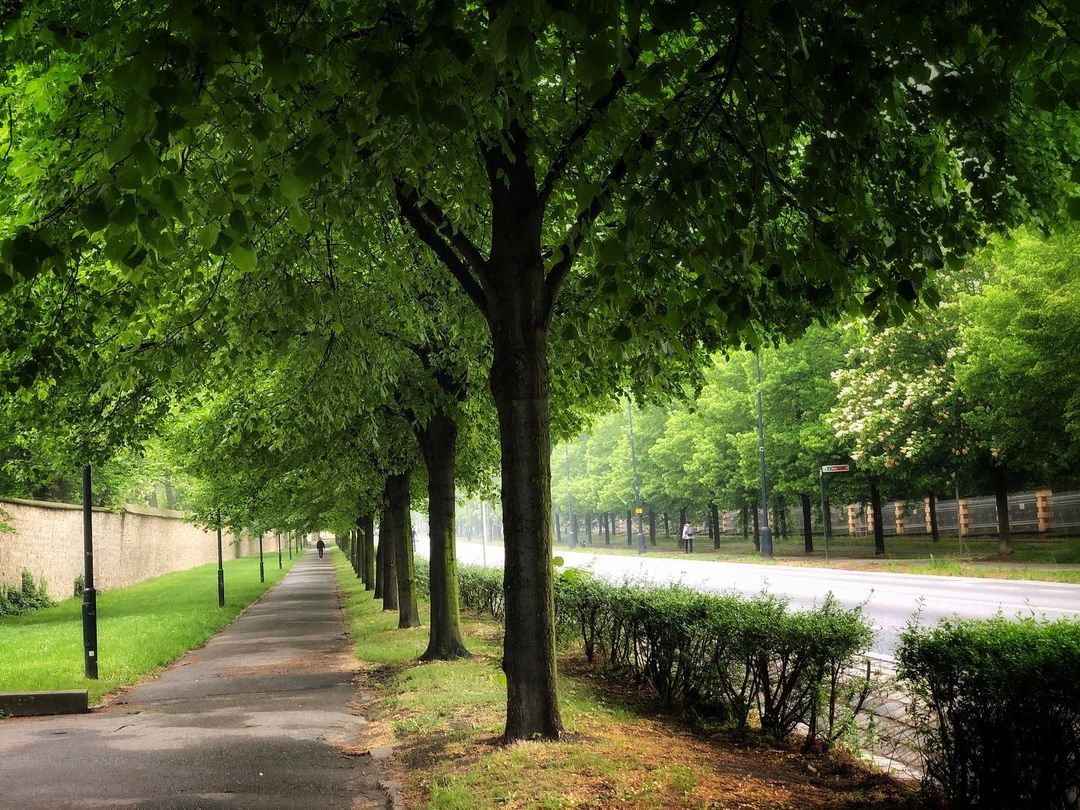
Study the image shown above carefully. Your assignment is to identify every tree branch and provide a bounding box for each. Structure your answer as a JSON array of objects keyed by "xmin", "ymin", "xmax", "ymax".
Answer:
[
  {"xmin": 544, "ymin": 14, "xmax": 745, "ymax": 301},
  {"xmin": 395, "ymin": 182, "xmax": 489, "ymax": 314},
  {"xmin": 537, "ymin": 46, "xmax": 641, "ymax": 207}
]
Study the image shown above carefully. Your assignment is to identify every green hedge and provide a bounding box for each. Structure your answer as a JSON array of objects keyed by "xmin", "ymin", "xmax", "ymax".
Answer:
[
  {"xmin": 898, "ymin": 617, "xmax": 1080, "ymax": 809},
  {"xmin": 415, "ymin": 560, "xmax": 872, "ymax": 746}
]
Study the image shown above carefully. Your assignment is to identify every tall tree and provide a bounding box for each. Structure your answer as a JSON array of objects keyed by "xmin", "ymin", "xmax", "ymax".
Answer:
[{"xmin": 2, "ymin": 1, "xmax": 1076, "ymax": 741}]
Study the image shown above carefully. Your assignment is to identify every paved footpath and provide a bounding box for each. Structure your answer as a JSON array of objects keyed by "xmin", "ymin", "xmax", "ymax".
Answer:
[{"xmin": 0, "ymin": 550, "xmax": 388, "ymax": 810}]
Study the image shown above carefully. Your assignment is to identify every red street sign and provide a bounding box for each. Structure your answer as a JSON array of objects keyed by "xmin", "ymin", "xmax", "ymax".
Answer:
[{"xmin": 820, "ymin": 464, "xmax": 850, "ymax": 474}]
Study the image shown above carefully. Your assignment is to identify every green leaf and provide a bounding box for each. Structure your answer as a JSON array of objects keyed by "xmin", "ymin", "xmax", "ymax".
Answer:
[
  {"xmin": 80, "ymin": 199, "xmax": 110, "ymax": 232},
  {"xmin": 231, "ymin": 244, "xmax": 257, "ymax": 272},
  {"xmin": 281, "ymin": 171, "xmax": 305, "ymax": 201},
  {"xmin": 1068, "ymin": 196, "xmax": 1080, "ymax": 220}
]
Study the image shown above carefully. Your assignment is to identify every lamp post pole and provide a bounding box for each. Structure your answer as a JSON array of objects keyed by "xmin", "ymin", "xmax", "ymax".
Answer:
[
  {"xmin": 755, "ymin": 352, "xmax": 773, "ymax": 559},
  {"xmin": 81, "ymin": 465, "xmax": 98, "ymax": 679},
  {"xmin": 216, "ymin": 512, "xmax": 225, "ymax": 607},
  {"xmin": 258, "ymin": 532, "xmax": 264, "ymax": 583},
  {"xmin": 628, "ymin": 399, "xmax": 646, "ymax": 555}
]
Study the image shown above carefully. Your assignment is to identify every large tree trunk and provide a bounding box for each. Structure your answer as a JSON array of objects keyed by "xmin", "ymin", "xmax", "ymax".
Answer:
[
  {"xmin": 742, "ymin": 503, "xmax": 749, "ymax": 539},
  {"xmin": 752, "ymin": 505, "xmax": 760, "ymax": 551},
  {"xmin": 679, "ymin": 506, "xmax": 687, "ymax": 551},
  {"xmin": 163, "ymin": 479, "xmax": 176, "ymax": 509},
  {"xmin": 379, "ymin": 494, "xmax": 399, "ymax": 611},
  {"xmin": 352, "ymin": 527, "xmax": 362, "ymax": 577},
  {"xmin": 991, "ymin": 464, "xmax": 1012, "ymax": 554},
  {"xmin": 362, "ymin": 514, "xmax": 376, "ymax": 590},
  {"xmin": 387, "ymin": 471, "xmax": 420, "ymax": 629},
  {"xmin": 649, "ymin": 509, "xmax": 656, "ymax": 546},
  {"xmin": 603, "ymin": 512, "xmax": 610, "ymax": 545},
  {"xmin": 800, "ymin": 493, "xmax": 814, "ymax": 553},
  {"xmin": 663, "ymin": 512, "xmax": 669, "ymax": 536},
  {"xmin": 870, "ymin": 479, "xmax": 886, "ymax": 556},
  {"xmin": 585, "ymin": 512, "xmax": 592, "ymax": 546},
  {"xmin": 417, "ymin": 412, "xmax": 468, "ymax": 660},
  {"xmin": 374, "ymin": 522, "xmax": 385, "ymax": 599},
  {"xmin": 554, "ymin": 511, "xmax": 562, "ymax": 545},
  {"xmin": 927, "ymin": 492, "xmax": 940, "ymax": 543},
  {"xmin": 487, "ymin": 273, "xmax": 562, "ymax": 742}
]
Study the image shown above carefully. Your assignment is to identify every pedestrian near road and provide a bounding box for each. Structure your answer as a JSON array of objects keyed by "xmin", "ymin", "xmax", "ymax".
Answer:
[
  {"xmin": 681, "ymin": 522, "xmax": 694, "ymax": 554},
  {"xmin": 316, "ymin": 538, "xmax": 325, "ymax": 558}
]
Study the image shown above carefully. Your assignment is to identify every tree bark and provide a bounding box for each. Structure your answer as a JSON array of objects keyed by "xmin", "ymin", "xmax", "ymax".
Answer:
[
  {"xmin": 752, "ymin": 505, "xmax": 760, "ymax": 551},
  {"xmin": 487, "ymin": 269, "xmax": 563, "ymax": 742},
  {"xmin": 353, "ymin": 528, "xmax": 362, "ymax": 577},
  {"xmin": 554, "ymin": 511, "xmax": 562, "ymax": 545},
  {"xmin": 663, "ymin": 512, "xmax": 669, "ymax": 536},
  {"xmin": 379, "ymin": 495, "xmax": 399, "ymax": 611},
  {"xmin": 800, "ymin": 493, "xmax": 814, "ymax": 553},
  {"xmin": 679, "ymin": 506, "xmax": 687, "ymax": 551},
  {"xmin": 363, "ymin": 514, "xmax": 376, "ymax": 590},
  {"xmin": 603, "ymin": 512, "xmax": 610, "ymax": 545},
  {"xmin": 742, "ymin": 503, "xmax": 749, "ymax": 539},
  {"xmin": 626, "ymin": 509, "xmax": 632, "ymax": 545},
  {"xmin": 649, "ymin": 509, "xmax": 656, "ymax": 546},
  {"xmin": 386, "ymin": 471, "xmax": 420, "ymax": 629},
  {"xmin": 374, "ymin": 522, "xmax": 385, "ymax": 599},
  {"xmin": 927, "ymin": 492, "xmax": 940, "ymax": 543},
  {"xmin": 991, "ymin": 464, "xmax": 1012, "ymax": 554},
  {"xmin": 707, "ymin": 506, "xmax": 715, "ymax": 541},
  {"xmin": 417, "ymin": 412, "xmax": 468, "ymax": 659},
  {"xmin": 870, "ymin": 479, "xmax": 886, "ymax": 556},
  {"xmin": 585, "ymin": 512, "xmax": 592, "ymax": 546},
  {"xmin": 163, "ymin": 479, "xmax": 176, "ymax": 509}
]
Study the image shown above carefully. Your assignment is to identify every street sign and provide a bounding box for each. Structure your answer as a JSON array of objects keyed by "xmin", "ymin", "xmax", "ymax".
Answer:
[
  {"xmin": 820, "ymin": 464, "xmax": 850, "ymax": 474},
  {"xmin": 634, "ymin": 507, "xmax": 644, "ymax": 514}
]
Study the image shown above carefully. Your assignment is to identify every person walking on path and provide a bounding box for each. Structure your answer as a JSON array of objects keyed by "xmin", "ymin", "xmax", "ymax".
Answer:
[
  {"xmin": 316, "ymin": 537, "xmax": 326, "ymax": 558},
  {"xmin": 681, "ymin": 522, "xmax": 694, "ymax": 554}
]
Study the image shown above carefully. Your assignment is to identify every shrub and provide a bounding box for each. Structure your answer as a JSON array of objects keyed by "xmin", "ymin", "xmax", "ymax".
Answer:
[
  {"xmin": 73, "ymin": 573, "xmax": 86, "ymax": 597},
  {"xmin": 898, "ymin": 616, "xmax": 1080, "ymax": 809},
  {"xmin": 0, "ymin": 569, "xmax": 54, "ymax": 616},
  {"xmin": 414, "ymin": 559, "xmax": 872, "ymax": 747},
  {"xmin": 553, "ymin": 569, "xmax": 872, "ymax": 745}
]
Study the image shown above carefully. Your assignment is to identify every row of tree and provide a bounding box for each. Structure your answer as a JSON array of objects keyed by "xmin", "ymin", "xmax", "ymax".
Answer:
[
  {"xmin": 553, "ymin": 230, "xmax": 1080, "ymax": 555},
  {"xmin": 1, "ymin": 2, "xmax": 1077, "ymax": 742}
]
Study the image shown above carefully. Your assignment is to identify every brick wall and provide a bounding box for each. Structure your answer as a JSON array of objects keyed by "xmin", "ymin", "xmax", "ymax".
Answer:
[{"xmin": 0, "ymin": 498, "xmax": 263, "ymax": 600}]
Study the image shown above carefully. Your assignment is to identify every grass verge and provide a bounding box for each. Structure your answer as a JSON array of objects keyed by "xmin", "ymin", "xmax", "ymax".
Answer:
[
  {"xmin": 333, "ymin": 553, "xmax": 916, "ymax": 810},
  {"xmin": 0, "ymin": 553, "xmax": 297, "ymax": 703}
]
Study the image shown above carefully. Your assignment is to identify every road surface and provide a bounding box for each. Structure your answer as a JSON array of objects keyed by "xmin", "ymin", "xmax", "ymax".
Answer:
[{"xmin": 447, "ymin": 540, "xmax": 1080, "ymax": 656}]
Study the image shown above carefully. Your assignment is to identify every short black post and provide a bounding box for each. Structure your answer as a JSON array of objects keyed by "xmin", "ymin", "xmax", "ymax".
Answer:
[
  {"xmin": 258, "ymin": 532, "xmax": 264, "ymax": 583},
  {"xmin": 216, "ymin": 514, "xmax": 225, "ymax": 607},
  {"xmin": 81, "ymin": 465, "xmax": 98, "ymax": 680}
]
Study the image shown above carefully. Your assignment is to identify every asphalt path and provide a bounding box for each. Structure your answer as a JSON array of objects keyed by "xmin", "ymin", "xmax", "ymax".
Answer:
[
  {"xmin": 447, "ymin": 540, "xmax": 1080, "ymax": 657},
  {"xmin": 0, "ymin": 549, "xmax": 386, "ymax": 810}
]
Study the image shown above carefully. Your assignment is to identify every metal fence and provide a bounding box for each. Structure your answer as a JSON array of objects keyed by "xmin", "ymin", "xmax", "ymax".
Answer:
[{"xmin": 717, "ymin": 489, "xmax": 1080, "ymax": 537}]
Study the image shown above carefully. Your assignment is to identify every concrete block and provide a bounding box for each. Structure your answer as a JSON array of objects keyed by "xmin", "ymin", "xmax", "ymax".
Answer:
[{"xmin": 0, "ymin": 689, "xmax": 89, "ymax": 717}]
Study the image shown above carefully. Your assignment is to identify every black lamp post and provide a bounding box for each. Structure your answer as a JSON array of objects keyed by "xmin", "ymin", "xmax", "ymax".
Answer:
[
  {"xmin": 216, "ymin": 512, "xmax": 225, "ymax": 607},
  {"xmin": 81, "ymin": 465, "xmax": 98, "ymax": 679},
  {"xmin": 755, "ymin": 352, "xmax": 773, "ymax": 559}
]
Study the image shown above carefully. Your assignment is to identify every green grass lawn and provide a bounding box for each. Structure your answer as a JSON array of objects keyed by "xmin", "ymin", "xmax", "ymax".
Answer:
[{"xmin": 0, "ymin": 553, "xmax": 296, "ymax": 703}]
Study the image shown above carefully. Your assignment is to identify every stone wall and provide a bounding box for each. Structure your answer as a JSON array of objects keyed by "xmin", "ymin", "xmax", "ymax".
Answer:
[{"xmin": 0, "ymin": 498, "xmax": 264, "ymax": 600}]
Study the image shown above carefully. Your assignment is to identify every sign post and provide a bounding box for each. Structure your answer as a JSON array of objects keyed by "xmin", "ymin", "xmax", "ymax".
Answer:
[{"xmin": 819, "ymin": 464, "xmax": 851, "ymax": 562}]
